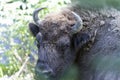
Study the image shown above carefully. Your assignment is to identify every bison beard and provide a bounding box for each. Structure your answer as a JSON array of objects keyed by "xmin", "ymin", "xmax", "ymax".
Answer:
[{"xmin": 28, "ymin": 6, "xmax": 120, "ymax": 80}]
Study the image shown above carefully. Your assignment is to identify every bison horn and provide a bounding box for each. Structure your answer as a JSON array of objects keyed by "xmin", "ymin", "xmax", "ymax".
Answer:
[
  {"xmin": 71, "ymin": 12, "xmax": 83, "ymax": 34},
  {"xmin": 33, "ymin": 7, "xmax": 47, "ymax": 26}
]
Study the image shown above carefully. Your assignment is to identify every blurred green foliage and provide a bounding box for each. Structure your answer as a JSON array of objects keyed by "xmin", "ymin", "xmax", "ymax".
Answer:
[
  {"xmin": 0, "ymin": 0, "xmax": 71, "ymax": 80},
  {"xmin": 71, "ymin": 0, "xmax": 120, "ymax": 9}
]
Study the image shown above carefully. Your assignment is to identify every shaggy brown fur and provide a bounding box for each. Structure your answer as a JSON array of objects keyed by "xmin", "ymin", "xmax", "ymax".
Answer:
[{"xmin": 39, "ymin": 9, "xmax": 76, "ymax": 42}]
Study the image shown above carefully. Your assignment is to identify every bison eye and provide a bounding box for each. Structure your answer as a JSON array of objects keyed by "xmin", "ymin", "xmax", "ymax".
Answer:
[
  {"xmin": 56, "ymin": 42, "xmax": 70, "ymax": 51},
  {"xmin": 35, "ymin": 40, "xmax": 40, "ymax": 48},
  {"xmin": 35, "ymin": 32, "xmax": 43, "ymax": 48},
  {"xmin": 62, "ymin": 44, "xmax": 70, "ymax": 49}
]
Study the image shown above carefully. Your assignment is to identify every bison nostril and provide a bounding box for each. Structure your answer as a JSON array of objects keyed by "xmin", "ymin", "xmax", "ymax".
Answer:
[{"xmin": 39, "ymin": 64, "xmax": 45, "ymax": 70}]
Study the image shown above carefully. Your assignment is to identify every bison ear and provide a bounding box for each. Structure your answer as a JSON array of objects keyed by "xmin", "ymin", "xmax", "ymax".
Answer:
[{"xmin": 29, "ymin": 23, "xmax": 39, "ymax": 37}]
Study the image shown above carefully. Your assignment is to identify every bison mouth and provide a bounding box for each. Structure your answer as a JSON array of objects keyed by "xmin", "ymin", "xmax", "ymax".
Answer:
[
  {"xmin": 35, "ymin": 65, "xmax": 61, "ymax": 80},
  {"xmin": 35, "ymin": 65, "xmax": 55, "ymax": 77},
  {"xmin": 35, "ymin": 61, "xmax": 68, "ymax": 80}
]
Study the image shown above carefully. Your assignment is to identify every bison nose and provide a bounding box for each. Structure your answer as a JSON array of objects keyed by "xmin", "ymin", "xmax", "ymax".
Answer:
[{"xmin": 35, "ymin": 63, "xmax": 53, "ymax": 76}]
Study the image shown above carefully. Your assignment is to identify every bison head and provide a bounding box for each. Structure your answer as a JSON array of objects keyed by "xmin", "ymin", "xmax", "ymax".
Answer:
[{"xmin": 29, "ymin": 8, "xmax": 83, "ymax": 80}]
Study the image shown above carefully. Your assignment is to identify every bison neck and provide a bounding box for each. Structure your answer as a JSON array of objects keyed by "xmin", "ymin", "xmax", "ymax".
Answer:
[{"xmin": 77, "ymin": 9, "xmax": 120, "ymax": 80}]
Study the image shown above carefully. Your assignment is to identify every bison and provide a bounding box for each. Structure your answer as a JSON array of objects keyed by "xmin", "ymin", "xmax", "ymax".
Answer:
[{"xmin": 28, "ymin": 7, "xmax": 120, "ymax": 80}]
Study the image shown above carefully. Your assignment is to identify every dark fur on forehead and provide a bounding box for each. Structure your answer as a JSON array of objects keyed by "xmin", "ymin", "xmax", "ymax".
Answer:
[{"xmin": 39, "ymin": 9, "xmax": 77, "ymax": 42}]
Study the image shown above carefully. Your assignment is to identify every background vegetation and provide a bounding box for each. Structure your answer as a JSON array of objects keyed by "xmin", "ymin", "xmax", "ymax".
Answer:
[{"xmin": 72, "ymin": 0, "xmax": 120, "ymax": 9}]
